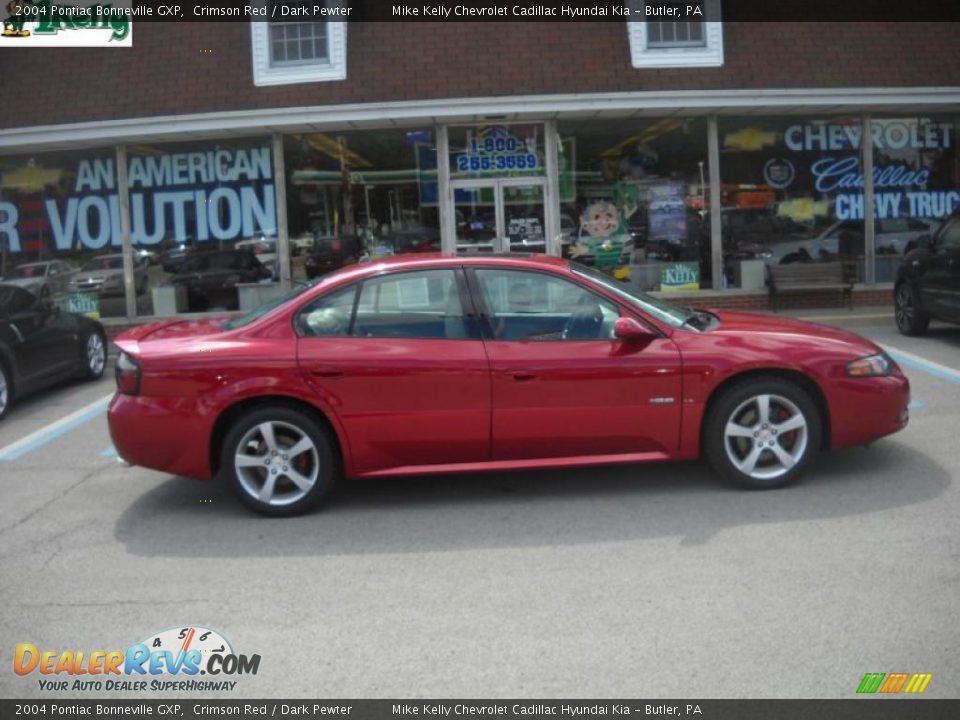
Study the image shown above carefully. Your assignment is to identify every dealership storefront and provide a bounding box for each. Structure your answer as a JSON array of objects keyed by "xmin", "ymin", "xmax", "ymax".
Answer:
[{"xmin": 2, "ymin": 91, "xmax": 959, "ymax": 320}]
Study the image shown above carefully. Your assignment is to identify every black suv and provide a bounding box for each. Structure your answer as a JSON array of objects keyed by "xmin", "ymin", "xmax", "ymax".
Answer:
[{"xmin": 894, "ymin": 211, "xmax": 960, "ymax": 335}]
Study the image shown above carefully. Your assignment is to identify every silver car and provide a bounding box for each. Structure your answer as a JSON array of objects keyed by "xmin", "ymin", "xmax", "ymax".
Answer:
[
  {"xmin": 68, "ymin": 254, "xmax": 149, "ymax": 297},
  {"xmin": 2, "ymin": 260, "xmax": 76, "ymax": 298}
]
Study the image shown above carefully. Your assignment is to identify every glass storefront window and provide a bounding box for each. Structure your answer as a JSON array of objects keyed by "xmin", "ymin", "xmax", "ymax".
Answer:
[
  {"xmin": 869, "ymin": 116, "xmax": 958, "ymax": 282},
  {"xmin": 0, "ymin": 139, "xmax": 276, "ymax": 318},
  {"xmin": 555, "ymin": 117, "xmax": 710, "ymax": 290},
  {"xmin": 717, "ymin": 116, "xmax": 866, "ymax": 288},
  {"xmin": 283, "ymin": 128, "xmax": 441, "ymax": 281}
]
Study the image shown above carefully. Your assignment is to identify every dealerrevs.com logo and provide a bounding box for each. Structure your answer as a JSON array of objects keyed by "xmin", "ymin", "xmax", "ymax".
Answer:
[
  {"xmin": 14, "ymin": 627, "xmax": 261, "ymax": 692},
  {"xmin": 1, "ymin": 0, "xmax": 132, "ymax": 46}
]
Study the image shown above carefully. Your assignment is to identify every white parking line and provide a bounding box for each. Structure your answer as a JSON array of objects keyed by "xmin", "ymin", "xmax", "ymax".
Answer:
[{"xmin": 0, "ymin": 393, "xmax": 114, "ymax": 462}]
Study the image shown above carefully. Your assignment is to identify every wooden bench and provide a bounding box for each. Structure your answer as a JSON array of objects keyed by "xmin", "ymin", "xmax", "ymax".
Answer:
[{"xmin": 769, "ymin": 261, "xmax": 854, "ymax": 310}]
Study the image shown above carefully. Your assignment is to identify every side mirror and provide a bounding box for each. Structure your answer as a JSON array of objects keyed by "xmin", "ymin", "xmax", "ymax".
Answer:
[{"xmin": 614, "ymin": 316, "xmax": 656, "ymax": 342}]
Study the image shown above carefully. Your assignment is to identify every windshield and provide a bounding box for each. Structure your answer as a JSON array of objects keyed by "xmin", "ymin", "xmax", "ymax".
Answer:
[
  {"xmin": 82, "ymin": 257, "xmax": 123, "ymax": 271},
  {"xmin": 10, "ymin": 264, "xmax": 45, "ymax": 279},
  {"xmin": 569, "ymin": 262, "xmax": 691, "ymax": 329},
  {"xmin": 222, "ymin": 280, "xmax": 317, "ymax": 330}
]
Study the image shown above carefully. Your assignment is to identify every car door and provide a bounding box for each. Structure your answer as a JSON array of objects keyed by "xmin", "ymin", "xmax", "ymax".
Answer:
[
  {"xmin": 468, "ymin": 267, "xmax": 683, "ymax": 461},
  {"xmin": 295, "ymin": 268, "xmax": 491, "ymax": 475},
  {"xmin": 921, "ymin": 215, "xmax": 960, "ymax": 321},
  {"xmin": 2, "ymin": 287, "xmax": 76, "ymax": 387}
]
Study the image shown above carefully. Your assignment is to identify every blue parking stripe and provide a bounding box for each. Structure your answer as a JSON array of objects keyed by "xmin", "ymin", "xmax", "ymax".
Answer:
[
  {"xmin": 100, "ymin": 445, "xmax": 117, "ymax": 458},
  {"xmin": 884, "ymin": 348, "xmax": 960, "ymax": 386},
  {"xmin": 0, "ymin": 397, "xmax": 111, "ymax": 462},
  {"xmin": 908, "ymin": 399, "xmax": 924, "ymax": 410}
]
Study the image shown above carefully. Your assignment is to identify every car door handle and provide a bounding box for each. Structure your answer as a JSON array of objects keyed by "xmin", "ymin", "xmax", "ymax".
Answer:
[
  {"xmin": 510, "ymin": 372, "xmax": 537, "ymax": 382},
  {"xmin": 310, "ymin": 369, "xmax": 344, "ymax": 378}
]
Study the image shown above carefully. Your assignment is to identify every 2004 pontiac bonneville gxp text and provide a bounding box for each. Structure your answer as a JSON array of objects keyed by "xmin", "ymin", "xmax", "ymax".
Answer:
[{"xmin": 107, "ymin": 254, "xmax": 910, "ymax": 516}]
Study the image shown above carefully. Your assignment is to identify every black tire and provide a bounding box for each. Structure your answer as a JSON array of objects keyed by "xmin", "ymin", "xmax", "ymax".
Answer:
[
  {"xmin": 704, "ymin": 377, "xmax": 821, "ymax": 490},
  {"xmin": 221, "ymin": 406, "xmax": 339, "ymax": 517},
  {"xmin": 894, "ymin": 282, "xmax": 930, "ymax": 336},
  {"xmin": 79, "ymin": 328, "xmax": 108, "ymax": 380},
  {"xmin": 0, "ymin": 361, "xmax": 11, "ymax": 421}
]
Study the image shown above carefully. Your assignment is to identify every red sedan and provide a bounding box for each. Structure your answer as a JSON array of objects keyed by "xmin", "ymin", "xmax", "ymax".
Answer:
[{"xmin": 108, "ymin": 255, "xmax": 910, "ymax": 516}]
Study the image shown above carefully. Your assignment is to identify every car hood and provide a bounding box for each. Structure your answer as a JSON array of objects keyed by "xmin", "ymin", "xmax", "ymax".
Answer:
[
  {"xmin": 2, "ymin": 277, "xmax": 43, "ymax": 288},
  {"xmin": 706, "ymin": 309, "xmax": 881, "ymax": 354},
  {"xmin": 74, "ymin": 269, "xmax": 121, "ymax": 280}
]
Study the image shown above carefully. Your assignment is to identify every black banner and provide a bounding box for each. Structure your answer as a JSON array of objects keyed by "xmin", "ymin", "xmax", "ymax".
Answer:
[
  {"xmin": 12, "ymin": 0, "xmax": 960, "ymax": 24},
  {"xmin": 1, "ymin": 700, "xmax": 960, "ymax": 720}
]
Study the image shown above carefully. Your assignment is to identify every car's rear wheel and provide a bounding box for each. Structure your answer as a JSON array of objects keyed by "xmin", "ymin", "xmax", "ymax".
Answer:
[
  {"xmin": 222, "ymin": 406, "xmax": 339, "ymax": 517},
  {"xmin": 895, "ymin": 282, "xmax": 929, "ymax": 336},
  {"xmin": 0, "ymin": 363, "xmax": 11, "ymax": 421},
  {"xmin": 81, "ymin": 330, "xmax": 107, "ymax": 379},
  {"xmin": 704, "ymin": 378, "xmax": 820, "ymax": 489}
]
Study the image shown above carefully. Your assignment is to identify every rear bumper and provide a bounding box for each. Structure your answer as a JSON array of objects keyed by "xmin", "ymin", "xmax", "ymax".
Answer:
[
  {"xmin": 108, "ymin": 394, "xmax": 213, "ymax": 480},
  {"xmin": 829, "ymin": 374, "xmax": 911, "ymax": 449}
]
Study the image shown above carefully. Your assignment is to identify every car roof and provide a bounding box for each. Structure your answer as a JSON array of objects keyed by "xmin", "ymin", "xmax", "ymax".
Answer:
[{"xmin": 328, "ymin": 253, "xmax": 569, "ymax": 284}]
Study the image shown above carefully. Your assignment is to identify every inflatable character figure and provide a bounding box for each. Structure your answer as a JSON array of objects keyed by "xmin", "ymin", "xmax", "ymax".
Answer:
[
  {"xmin": 3, "ymin": 0, "xmax": 31, "ymax": 36},
  {"xmin": 569, "ymin": 200, "xmax": 629, "ymax": 272}
]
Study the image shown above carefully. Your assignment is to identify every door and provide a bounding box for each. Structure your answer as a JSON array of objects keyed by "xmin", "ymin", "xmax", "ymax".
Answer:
[
  {"xmin": 468, "ymin": 267, "xmax": 683, "ymax": 461},
  {"xmin": 1, "ymin": 286, "xmax": 76, "ymax": 386},
  {"xmin": 923, "ymin": 215, "xmax": 960, "ymax": 321},
  {"xmin": 295, "ymin": 268, "xmax": 491, "ymax": 475},
  {"xmin": 452, "ymin": 178, "xmax": 548, "ymax": 255}
]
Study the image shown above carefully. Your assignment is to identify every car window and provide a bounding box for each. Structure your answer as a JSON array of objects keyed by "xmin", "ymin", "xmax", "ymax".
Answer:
[
  {"xmin": 0, "ymin": 285, "xmax": 37, "ymax": 315},
  {"xmin": 297, "ymin": 285, "xmax": 358, "ymax": 337},
  {"xmin": 209, "ymin": 253, "xmax": 242, "ymax": 270},
  {"xmin": 354, "ymin": 269, "xmax": 475, "ymax": 340},
  {"xmin": 938, "ymin": 217, "xmax": 960, "ymax": 248},
  {"xmin": 474, "ymin": 268, "xmax": 619, "ymax": 341}
]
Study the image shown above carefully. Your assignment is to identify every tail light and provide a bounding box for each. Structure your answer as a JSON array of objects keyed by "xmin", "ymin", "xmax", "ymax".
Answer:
[{"xmin": 115, "ymin": 352, "xmax": 142, "ymax": 395}]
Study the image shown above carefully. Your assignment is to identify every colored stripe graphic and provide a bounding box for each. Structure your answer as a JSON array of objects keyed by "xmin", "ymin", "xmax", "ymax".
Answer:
[
  {"xmin": 857, "ymin": 672, "xmax": 932, "ymax": 694},
  {"xmin": 904, "ymin": 673, "xmax": 933, "ymax": 694},
  {"xmin": 879, "ymin": 672, "xmax": 909, "ymax": 693},
  {"xmin": 857, "ymin": 673, "xmax": 885, "ymax": 694}
]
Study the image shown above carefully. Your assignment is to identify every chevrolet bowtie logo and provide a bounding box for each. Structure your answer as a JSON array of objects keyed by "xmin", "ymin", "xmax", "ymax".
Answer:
[{"xmin": 857, "ymin": 672, "xmax": 933, "ymax": 694}]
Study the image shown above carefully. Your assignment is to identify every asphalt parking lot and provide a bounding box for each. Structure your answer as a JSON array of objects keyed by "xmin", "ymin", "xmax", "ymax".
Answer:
[{"xmin": 1, "ymin": 309, "xmax": 958, "ymax": 700}]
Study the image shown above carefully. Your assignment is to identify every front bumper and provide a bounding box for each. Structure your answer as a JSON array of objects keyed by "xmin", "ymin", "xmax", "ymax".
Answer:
[{"xmin": 829, "ymin": 374, "xmax": 911, "ymax": 449}]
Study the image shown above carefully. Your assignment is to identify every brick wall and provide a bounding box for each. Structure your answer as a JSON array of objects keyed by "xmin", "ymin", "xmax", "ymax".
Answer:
[{"xmin": 2, "ymin": 21, "xmax": 958, "ymax": 129}]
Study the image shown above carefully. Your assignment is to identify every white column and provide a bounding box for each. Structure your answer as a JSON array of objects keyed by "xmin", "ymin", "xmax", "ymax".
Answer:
[
  {"xmin": 707, "ymin": 115, "xmax": 723, "ymax": 291},
  {"xmin": 272, "ymin": 133, "xmax": 291, "ymax": 291},
  {"xmin": 115, "ymin": 145, "xmax": 136, "ymax": 319},
  {"xmin": 861, "ymin": 113, "xmax": 876, "ymax": 285},
  {"xmin": 544, "ymin": 120, "xmax": 562, "ymax": 256},
  {"xmin": 437, "ymin": 125, "xmax": 454, "ymax": 253}
]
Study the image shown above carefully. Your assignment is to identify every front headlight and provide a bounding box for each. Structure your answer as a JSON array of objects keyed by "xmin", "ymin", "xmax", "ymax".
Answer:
[{"xmin": 846, "ymin": 352, "xmax": 894, "ymax": 377}]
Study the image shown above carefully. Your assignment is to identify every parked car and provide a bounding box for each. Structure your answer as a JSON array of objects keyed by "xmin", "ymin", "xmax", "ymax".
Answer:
[
  {"xmin": 170, "ymin": 249, "xmax": 270, "ymax": 311},
  {"xmin": 235, "ymin": 237, "xmax": 282, "ymax": 278},
  {"xmin": 0, "ymin": 284, "xmax": 107, "ymax": 420},
  {"xmin": 2, "ymin": 260, "xmax": 76, "ymax": 299},
  {"xmin": 894, "ymin": 211, "xmax": 960, "ymax": 335},
  {"xmin": 158, "ymin": 236, "xmax": 199, "ymax": 273},
  {"xmin": 109, "ymin": 254, "xmax": 910, "ymax": 517},
  {"xmin": 69, "ymin": 254, "xmax": 149, "ymax": 297},
  {"xmin": 304, "ymin": 235, "xmax": 365, "ymax": 279}
]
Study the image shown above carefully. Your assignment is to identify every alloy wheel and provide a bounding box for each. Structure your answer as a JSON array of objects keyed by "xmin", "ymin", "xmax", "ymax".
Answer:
[
  {"xmin": 895, "ymin": 284, "xmax": 913, "ymax": 330},
  {"xmin": 87, "ymin": 333, "xmax": 106, "ymax": 376},
  {"xmin": 0, "ymin": 367, "xmax": 8, "ymax": 417},
  {"xmin": 723, "ymin": 393, "xmax": 809, "ymax": 481},
  {"xmin": 233, "ymin": 421, "xmax": 320, "ymax": 507}
]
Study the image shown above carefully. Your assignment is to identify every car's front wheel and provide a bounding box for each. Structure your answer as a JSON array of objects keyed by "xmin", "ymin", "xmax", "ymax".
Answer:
[
  {"xmin": 221, "ymin": 406, "xmax": 339, "ymax": 517},
  {"xmin": 0, "ymin": 362, "xmax": 11, "ymax": 421},
  {"xmin": 895, "ymin": 282, "xmax": 929, "ymax": 336},
  {"xmin": 704, "ymin": 378, "xmax": 821, "ymax": 489},
  {"xmin": 81, "ymin": 329, "xmax": 107, "ymax": 379}
]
